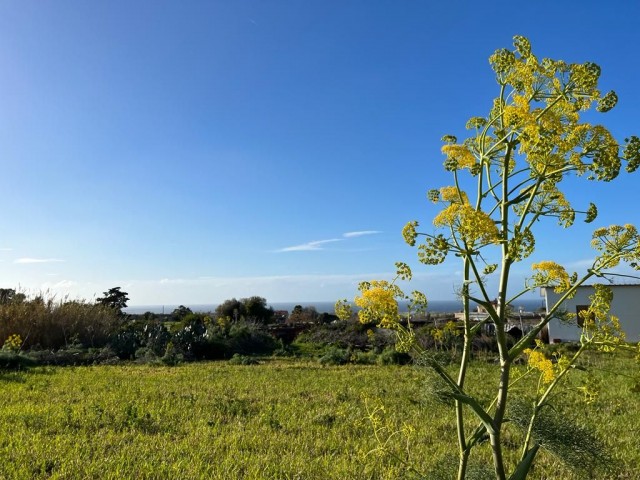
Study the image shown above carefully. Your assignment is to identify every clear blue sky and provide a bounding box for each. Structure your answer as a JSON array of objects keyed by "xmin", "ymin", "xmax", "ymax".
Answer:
[{"xmin": 1, "ymin": 1, "xmax": 639, "ymax": 306}]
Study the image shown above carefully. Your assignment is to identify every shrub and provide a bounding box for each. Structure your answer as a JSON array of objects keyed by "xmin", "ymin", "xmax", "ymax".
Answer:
[
  {"xmin": 227, "ymin": 322, "xmax": 278, "ymax": 356},
  {"xmin": 109, "ymin": 322, "xmax": 144, "ymax": 359},
  {"xmin": 24, "ymin": 346, "xmax": 119, "ymax": 366},
  {"xmin": 0, "ymin": 294, "xmax": 120, "ymax": 350},
  {"xmin": 0, "ymin": 351, "xmax": 36, "ymax": 370},
  {"xmin": 296, "ymin": 320, "xmax": 389, "ymax": 350},
  {"xmin": 319, "ymin": 347, "xmax": 350, "ymax": 366},
  {"xmin": 351, "ymin": 350, "xmax": 378, "ymax": 365},
  {"xmin": 377, "ymin": 346, "xmax": 412, "ymax": 365},
  {"xmin": 161, "ymin": 342, "xmax": 183, "ymax": 366},
  {"xmin": 228, "ymin": 353, "xmax": 259, "ymax": 365}
]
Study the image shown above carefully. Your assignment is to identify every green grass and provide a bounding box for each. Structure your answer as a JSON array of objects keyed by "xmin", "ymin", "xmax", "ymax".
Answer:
[{"xmin": 0, "ymin": 353, "xmax": 638, "ymax": 479}]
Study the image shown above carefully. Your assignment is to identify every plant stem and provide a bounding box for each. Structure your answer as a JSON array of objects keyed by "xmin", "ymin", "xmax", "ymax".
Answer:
[{"xmin": 456, "ymin": 258, "xmax": 472, "ymax": 480}]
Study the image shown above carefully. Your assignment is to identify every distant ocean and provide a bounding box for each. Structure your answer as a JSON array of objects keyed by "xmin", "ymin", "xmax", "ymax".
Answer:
[{"xmin": 125, "ymin": 298, "xmax": 546, "ymax": 315}]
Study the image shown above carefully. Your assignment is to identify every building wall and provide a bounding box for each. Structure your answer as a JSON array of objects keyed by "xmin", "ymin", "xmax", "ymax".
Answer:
[{"xmin": 543, "ymin": 285, "xmax": 640, "ymax": 342}]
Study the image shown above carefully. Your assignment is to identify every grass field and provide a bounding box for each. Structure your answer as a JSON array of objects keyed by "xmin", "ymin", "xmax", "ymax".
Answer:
[{"xmin": 0, "ymin": 353, "xmax": 638, "ymax": 479}]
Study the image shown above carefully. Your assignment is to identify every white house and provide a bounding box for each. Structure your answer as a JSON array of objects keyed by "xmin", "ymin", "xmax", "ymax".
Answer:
[{"xmin": 542, "ymin": 284, "xmax": 640, "ymax": 343}]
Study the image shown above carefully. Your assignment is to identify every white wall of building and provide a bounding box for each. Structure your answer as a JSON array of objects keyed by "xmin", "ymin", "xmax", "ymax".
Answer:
[{"xmin": 543, "ymin": 285, "xmax": 640, "ymax": 343}]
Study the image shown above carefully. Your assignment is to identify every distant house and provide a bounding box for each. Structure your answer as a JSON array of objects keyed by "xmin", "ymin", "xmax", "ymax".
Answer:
[
  {"xmin": 272, "ymin": 310, "xmax": 289, "ymax": 324},
  {"xmin": 453, "ymin": 301, "xmax": 543, "ymax": 339},
  {"xmin": 542, "ymin": 284, "xmax": 640, "ymax": 343}
]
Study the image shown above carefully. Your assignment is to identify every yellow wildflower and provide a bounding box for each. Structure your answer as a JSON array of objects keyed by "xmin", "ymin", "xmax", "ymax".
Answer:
[
  {"xmin": 524, "ymin": 348, "xmax": 556, "ymax": 384},
  {"xmin": 334, "ymin": 299, "xmax": 353, "ymax": 321},
  {"xmin": 355, "ymin": 280, "xmax": 400, "ymax": 328},
  {"xmin": 502, "ymin": 94, "xmax": 532, "ymax": 127},
  {"xmin": 531, "ymin": 261, "xmax": 571, "ymax": 292},
  {"xmin": 441, "ymin": 144, "xmax": 477, "ymax": 170},
  {"xmin": 434, "ymin": 204, "xmax": 500, "ymax": 245},
  {"xmin": 2, "ymin": 334, "xmax": 22, "ymax": 352},
  {"xmin": 440, "ymin": 186, "xmax": 468, "ymax": 204}
]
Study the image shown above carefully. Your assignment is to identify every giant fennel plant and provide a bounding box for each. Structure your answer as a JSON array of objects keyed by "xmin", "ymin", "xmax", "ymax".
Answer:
[{"xmin": 338, "ymin": 36, "xmax": 640, "ymax": 480}]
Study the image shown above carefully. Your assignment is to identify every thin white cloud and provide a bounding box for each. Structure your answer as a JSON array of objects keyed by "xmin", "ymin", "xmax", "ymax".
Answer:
[
  {"xmin": 343, "ymin": 230, "xmax": 382, "ymax": 238},
  {"xmin": 160, "ymin": 278, "xmax": 187, "ymax": 285},
  {"xmin": 277, "ymin": 238, "xmax": 342, "ymax": 252},
  {"xmin": 0, "ymin": 248, "xmax": 12, "ymax": 252},
  {"xmin": 277, "ymin": 230, "xmax": 382, "ymax": 253},
  {"xmin": 14, "ymin": 258, "xmax": 64, "ymax": 264}
]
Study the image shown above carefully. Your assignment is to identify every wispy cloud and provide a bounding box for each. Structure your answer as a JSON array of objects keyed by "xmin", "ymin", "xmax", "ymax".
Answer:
[
  {"xmin": 277, "ymin": 239, "xmax": 342, "ymax": 252},
  {"xmin": 14, "ymin": 258, "xmax": 64, "ymax": 264},
  {"xmin": 343, "ymin": 230, "xmax": 381, "ymax": 238},
  {"xmin": 277, "ymin": 230, "xmax": 382, "ymax": 253},
  {"xmin": 0, "ymin": 248, "xmax": 12, "ymax": 252}
]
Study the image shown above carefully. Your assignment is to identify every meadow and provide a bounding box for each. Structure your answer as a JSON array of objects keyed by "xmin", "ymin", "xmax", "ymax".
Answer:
[{"xmin": 0, "ymin": 353, "xmax": 638, "ymax": 479}]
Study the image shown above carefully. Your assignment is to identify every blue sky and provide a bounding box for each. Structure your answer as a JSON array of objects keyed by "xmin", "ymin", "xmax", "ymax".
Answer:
[{"xmin": 1, "ymin": 1, "xmax": 639, "ymax": 306}]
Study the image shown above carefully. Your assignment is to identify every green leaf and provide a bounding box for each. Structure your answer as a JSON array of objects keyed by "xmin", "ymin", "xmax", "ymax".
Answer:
[{"xmin": 509, "ymin": 445, "xmax": 539, "ymax": 480}]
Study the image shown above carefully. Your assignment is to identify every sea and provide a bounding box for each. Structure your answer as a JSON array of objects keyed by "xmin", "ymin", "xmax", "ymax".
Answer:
[{"xmin": 125, "ymin": 298, "xmax": 546, "ymax": 315}]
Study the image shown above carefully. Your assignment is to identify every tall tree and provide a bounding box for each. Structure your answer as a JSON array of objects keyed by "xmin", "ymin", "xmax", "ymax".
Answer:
[
  {"xmin": 215, "ymin": 298, "xmax": 244, "ymax": 321},
  {"xmin": 0, "ymin": 288, "xmax": 25, "ymax": 305},
  {"xmin": 215, "ymin": 297, "xmax": 274, "ymax": 324},
  {"xmin": 96, "ymin": 287, "xmax": 130, "ymax": 318},
  {"xmin": 242, "ymin": 296, "xmax": 274, "ymax": 324},
  {"xmin": 349, "ymin": 36, "xmax": 640, "ymax": 479}
]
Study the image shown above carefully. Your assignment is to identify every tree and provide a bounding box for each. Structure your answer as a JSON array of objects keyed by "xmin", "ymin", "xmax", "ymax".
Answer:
[
  {"xmin": 288, "ymin": 305, "xmax": 319, "ymax": 323},
  {"xmin": 347, "ymin": 36, "xmax": 640, "ymax": 479},
  {"xmin": 0, "ymin": 289, "xmax": 25, "ymax": 305},
  {"xmin": 242, "ymin": 296, "xmax": 274, "ymax": 324},
  {"xmin": 171, "ymin": 305, "xmax": 193, "ymax": 321},
  {"xmin": 215, "ymin": 296, "xmax": 274, "ymax": 324},
  {"xmin": 96, "ymin": 287, "xmax": 129, "ymax": 318},
  {"xmin": 215, "ymin": 298, "xmax": 244, "ymax": 321}
]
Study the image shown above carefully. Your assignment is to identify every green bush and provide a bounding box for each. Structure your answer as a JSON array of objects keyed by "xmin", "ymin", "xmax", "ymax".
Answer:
[
  {"xmin": 0, "ymin": 351, "xmax": 36, "ymax": 370},
  {"xmin": 377, "ymin": 346, "xmax": 412, "ymax": 365},
  {"xmin": 228, "ymin": 353, "xmax": 259, "ymax": 365},
  {"xmin": 319, "ymin": 347, "xmax": 350, "ymax": 366},
  {"xmin": 23, "ymin": 346, "xmax": 119, "ymax": 366},
  {"xmin": 351, "ymin": 350, "xmax": 378, "ymax": 365}
]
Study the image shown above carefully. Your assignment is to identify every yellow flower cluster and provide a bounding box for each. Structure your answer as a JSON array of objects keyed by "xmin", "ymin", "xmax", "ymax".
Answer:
[
  {"xmin": 531, "ymin": 261, "xmax": 571, "ymax": 292},
  {"xmin": 591, "ymin": 224, "xmax": 640, "ymax": 269},
  {"xmin": 334, "ymin": 299, "xmax": 353, "ymax": 321},
  {"xmin": 502, "ymin": 94, "xmax": 533, "ymax": 128},
  {"xmin": 402, "ymin": 221, "xmax": 419, "ymax": 246},
  {"xmin": 441, "ymin": 144, "xmax": 477, "ymax": 170},
  {"xmin": 524, "ymin": 348, "xmax": 556, "ymax": 384},
  {"xmin": 2, "ymin": 334, "xmax": 22, "ymax": 352},
  {"xmin": 355, "ymin": 281, "xmax": 400, "ymax": 328},
  {"xmin": 439, "ymin": 186, "xmax": 468, "ymax": 204},
  {"xmin": 433, "ymin": 204, "xmax": 500, "ymax": 246}
]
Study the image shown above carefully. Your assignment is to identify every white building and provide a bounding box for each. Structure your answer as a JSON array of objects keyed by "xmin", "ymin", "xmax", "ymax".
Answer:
[{"xmin": 542, "ymin": 284, "xmax": 640, "ymax": 343}]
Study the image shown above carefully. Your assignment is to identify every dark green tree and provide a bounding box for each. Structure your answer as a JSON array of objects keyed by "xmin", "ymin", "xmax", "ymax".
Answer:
[
  {"xmin": 171, "ymin": 305, "xmax": 193, "ymax": 321},
  {"xmin": 96, "ymin": 287, "xmax": 129, "ymax": 318},
  {"xmin": 242, "ymin": 296, "xmax": 274, "ymax": 324},
  {"xmin": 215, "ymin": 298, "xmax": 244, "ymax": 321},
  {"xmin": 0, "ymin": 289, "xmax": 25, "ymax": 305},
  {"xmin": 215, "ymin": 297, "xmax": 274, "ymax": 324}
]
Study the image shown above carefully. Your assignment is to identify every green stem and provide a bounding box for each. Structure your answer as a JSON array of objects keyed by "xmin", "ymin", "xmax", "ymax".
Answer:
[
  {"xmin": 520, "ymin": 343, "xmax": 587, "ymax": 461},
  {"xmin": 456, "ymin": 259, "xmax": 473, "ymax": 480},
  {"xmin": 489, "ymin": 135, "xmax": 516, "ymax": 480}
]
